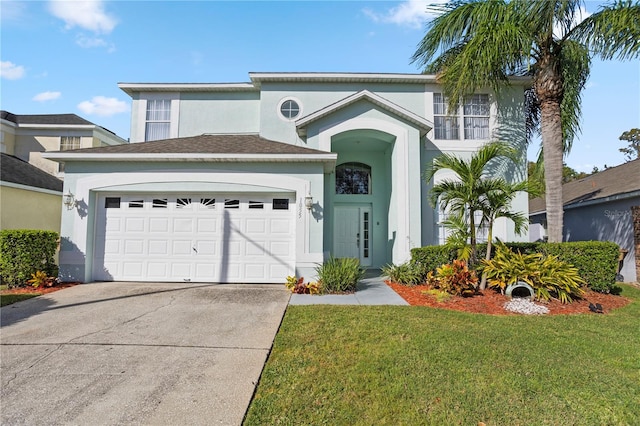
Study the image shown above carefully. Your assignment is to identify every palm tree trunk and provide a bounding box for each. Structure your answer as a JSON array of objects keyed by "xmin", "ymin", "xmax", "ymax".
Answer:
[
  {"xmin": 535, "ymin": 52, "xmax": 565, "ymax": 243},
  {"xmin": 479, "ymin": 219, "xmax": 493, "ymax": 290}
]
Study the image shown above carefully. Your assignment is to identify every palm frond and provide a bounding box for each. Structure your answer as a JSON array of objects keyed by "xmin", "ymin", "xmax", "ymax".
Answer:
[{"xmin": 570, "ymin": 0, "xmax": 640, "ymax": 60}]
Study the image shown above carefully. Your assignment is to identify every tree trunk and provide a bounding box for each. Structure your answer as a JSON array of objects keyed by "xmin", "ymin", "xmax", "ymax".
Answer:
[
  {"xmin": 534, "ymin": 51, "xmax": 565, "ymax": 243},
  {"xmin": 479, "ymin": 219, "xmax": 494, "ymax": 290}
]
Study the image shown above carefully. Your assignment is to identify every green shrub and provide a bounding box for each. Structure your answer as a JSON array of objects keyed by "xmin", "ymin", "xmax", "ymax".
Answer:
[
  {"xmin": 537, "ymin": 241, "xmax": 619, "ymax": 293},
  {"xmin": 481, "ymin": 243, "xmax": 586, "ymax": 303},
  {"xmin": 381, "ymin": 262, "xmax": 426, "ymax": 286},
  {"xmin": 410, "ymin": 246, "xmax": 457, "ymax": 273},
  {"xmin": 412, "ymin": 241, "xmax": 619, "ymax": 293},
  {"xmin": 0, "ymin": 230, "xmax": 58, "ymax": 288},
  {"xmin": 316, "ymin": 257, "xmax": 365, "ymax": 294},
  {"xmin": 428, "ymin": 259, "xmax": 478, "ymax": 297}
]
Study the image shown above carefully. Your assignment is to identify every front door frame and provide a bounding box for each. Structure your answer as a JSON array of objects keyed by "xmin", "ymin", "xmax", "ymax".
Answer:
[{"xmin": 333, "ymin": 204, "xmax": 372, "ymax": 267}]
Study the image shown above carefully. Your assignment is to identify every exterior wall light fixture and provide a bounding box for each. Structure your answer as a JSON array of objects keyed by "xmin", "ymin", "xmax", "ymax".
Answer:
[{"xmin": 63, "ymin": 190, "xmax": 77, "ymax": 210}]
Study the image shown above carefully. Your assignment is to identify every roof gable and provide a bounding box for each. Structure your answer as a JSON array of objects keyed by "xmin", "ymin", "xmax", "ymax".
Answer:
[{"xmin": 295, "ymin": 90, "xmax": 433, "ymax": 138}]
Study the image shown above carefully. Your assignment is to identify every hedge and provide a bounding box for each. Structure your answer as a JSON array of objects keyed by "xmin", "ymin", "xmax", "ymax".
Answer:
[
  {"xmin": 0, "ymin": 230, "xmax": 59, "ymax": 288},
  {"xmin": 410, "ymin": 241, "xmax": 620, "ymax": 293}
]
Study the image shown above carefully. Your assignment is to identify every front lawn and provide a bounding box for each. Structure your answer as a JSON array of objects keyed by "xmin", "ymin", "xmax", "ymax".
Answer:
[
  {"xmin": 244, "ymin": 285, "xmax": 640, "ymax": 425},
  {"xmin": 0, "ymin": 293, "xmax": 40, "ymax": 306}
]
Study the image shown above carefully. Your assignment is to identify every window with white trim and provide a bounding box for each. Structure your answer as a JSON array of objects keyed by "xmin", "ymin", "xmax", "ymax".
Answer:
[
  {"xmin": 60, "ymin": 136, "xmax": 81, "ymax": 151},
  {"xmin": 145, "ymin": 99, "xmax": 171, "ymax": 141},
  {"xmin": 433, "ymin": 93, "xmax": 459, "ymax": 140},
  {"xmin": 433, "ymin": 93, "xmax": 490, "ymax": 140},
  {"xmin": 463, "ymin": 94, "xmax": 490, "ymax": 139}
]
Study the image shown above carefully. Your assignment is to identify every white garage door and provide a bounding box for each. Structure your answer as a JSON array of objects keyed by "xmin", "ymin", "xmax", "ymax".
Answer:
[{"xmin": 93, "ymin": 193, "xmax": 296, "ymax": 283}]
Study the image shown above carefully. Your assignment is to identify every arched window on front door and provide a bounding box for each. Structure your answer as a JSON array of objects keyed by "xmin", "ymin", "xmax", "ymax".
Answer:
[{"xmin": 335, "ymin": 162, "xmax": 371, "ymax": 195}]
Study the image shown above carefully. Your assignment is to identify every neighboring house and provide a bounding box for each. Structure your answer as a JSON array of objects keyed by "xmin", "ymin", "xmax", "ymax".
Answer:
[
  {"xmin": 529, "ymin": 159, "xmax": 640, "ymax": 283},
  {"xmin": 44, "ymin": 72, "xmax": 530, "ymax": 284},
  {"xmin": 1, "ymin": 110, "xmax": 128, "ymax": 177},
  {"xmin": 1, "ymin": 153, "xmax": 63, "ymax": 232}
]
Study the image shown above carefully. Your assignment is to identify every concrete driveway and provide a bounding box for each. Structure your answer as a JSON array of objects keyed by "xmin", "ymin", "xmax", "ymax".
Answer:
[{"xmin": 1, "ymin": 282, "xmax": 290, "ymax": 425}]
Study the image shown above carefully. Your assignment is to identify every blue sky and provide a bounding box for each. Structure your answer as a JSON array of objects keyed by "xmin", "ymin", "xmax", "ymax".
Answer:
[{"xmin": 1, "ymin": 0, "xmax": 638, "ymax": 172}]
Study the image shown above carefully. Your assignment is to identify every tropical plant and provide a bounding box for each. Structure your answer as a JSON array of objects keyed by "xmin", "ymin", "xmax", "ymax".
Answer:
[
  {"xmin": 427, "ymin": 259, "xmax": 478, "ymax": 297},
  {"xmin": 316, "ymin": 257, "xmax": 365, "ymax": 293},
  {"xmin": 285, "ymin": 276, "xmax": 321, "ymax": 294},
  {"xmin": 27, "ymin": 271, "xmax": 57, "ymax": 288},
  {"xmin": 412, "ymin": 0, "xmax": 640, "ymax": 242},
  {"xmin": 425, "ymin": 141, "xmax": 523, "ymax": 266},
  {"xmin": 382, "ymin": 262, "xmax": 426, "ymax": 286},
  {"xmin": 478, "ymin": 180, "xmax": 532, "ymax": 289},
  {"xmin": 481, "ymin": 243, "xmax": 586, "ymax": 303}
]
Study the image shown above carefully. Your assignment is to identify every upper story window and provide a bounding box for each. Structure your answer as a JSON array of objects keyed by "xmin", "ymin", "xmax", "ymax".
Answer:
[
  {"xmin": 60, "ymin": 136, "xmax": 81, "ymax": 151},
  {"xmin": 463, "ymin": 94, "xmax": 490, "ymax": 139},
  {"xmin": 433, "ymin": 93, "xmax": 490, "ymax": 140},
  {"xmin": 278, "ymin": 98, "xmax": 302, "ymax": 120},
  {"xmin": 433, "ymin": 93, "xmax": 459, "ymax": 140},
  {"xmin": 336, "ymin": 162, "xmax": 371, "ymax": 195},
  {"xmin": 145, "ymin": 99, "xmax": 171, "ymax": 141}
]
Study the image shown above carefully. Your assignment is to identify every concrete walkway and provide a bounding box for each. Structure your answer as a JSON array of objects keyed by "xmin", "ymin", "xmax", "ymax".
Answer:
[{"xmin": 289, "ymin": 270, "xmax": 408, "ymax": 305}]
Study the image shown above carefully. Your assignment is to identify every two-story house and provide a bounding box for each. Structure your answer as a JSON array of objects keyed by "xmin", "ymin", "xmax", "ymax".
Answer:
[
  {"xmin": 1, "ymin": 110, "xmax": 128, "ymax": 177},
  {"xmin": 44, "ymin": 72, "xmax": 529, "ymax": 284}
]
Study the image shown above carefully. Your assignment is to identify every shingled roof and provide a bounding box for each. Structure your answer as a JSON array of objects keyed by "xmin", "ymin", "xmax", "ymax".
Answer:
[
  {"xmin": 529, "ymin": 159, "xmax": 640, "ymax": 214},
  {"xmin": 52, "ymin": 134, "xmax": 330, "ymax": 155},
  {"xmin": 1, "ymin": 110, "xmax": 94, "ymax": 126},
  {"xmin": 0, "ymin": 154, "xmax": 63, "ymax": 192}
]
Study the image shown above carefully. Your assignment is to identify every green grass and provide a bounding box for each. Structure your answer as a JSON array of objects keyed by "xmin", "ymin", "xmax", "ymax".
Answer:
[
  {"xmin": 1, "ymin": 293, "xmax": 40, "ymax": 306},
  {"xmin": 244, "ymin": 285, "xmax": 640, "ymax": 425}
]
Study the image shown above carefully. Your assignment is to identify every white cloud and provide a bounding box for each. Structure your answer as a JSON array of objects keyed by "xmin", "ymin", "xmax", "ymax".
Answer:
[
  {"xmin": 363, "ymin": 0, "xmax": 442, "ymax": 29},
  {"xmin": 77, "ymin": 96, "xmax": 129, "ymax": 116},
  {"xmin": 1, "ymin": 61, "xmax": 25, "ymax": 80},
  {"xmin": 48, "ymin": 0, "xmax": 117, "ymax": 34},
  {"xmin": 33, "ymin": 91, "xmax": 61, "ymax": 102},
  {"xmin": 75, "ymin": 34, "xmax": 116, "ymax": 52}
]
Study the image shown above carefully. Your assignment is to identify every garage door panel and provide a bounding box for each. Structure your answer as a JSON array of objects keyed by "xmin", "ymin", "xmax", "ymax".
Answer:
[
  {"xmin": 170, "ymin": 263, "xmax": 191, "ymax": 279},
  {"xmin": 270, "ymin": 219, "xmax": 292, "ymax": 234},
  {"xmin": 105, "ymin": 217, "xmax": 122, "ymax": 232},
  {"xmin": 104, "ymin": 240, "xmax": 121, "ymax": 255},
  {"xmin": 173, "ymin": 218, "xmax": 194, "ymax": 233},
  {"xmin": 123, "ymin": 262, "xmax": 144, "ymax": 278},
  {"xmin": 149, "ymin": 218, "xmax": 169, "ymax": 232},
  {"xmin": 197, "ymin": 218, "xmax": 218, "ymax": 233},
  {"xmin": 148, "ymin": 240, "xmax": 169, "ymax": 255},
  {"xmin": 172, "ymin": 240, "xmax": 193, "ymax": 256},
  {"xmin": 125, "ymin": 217, "xmax": 145, "ymax": 232},
  {"xmin": 95, "ymin": 193, "xmax": 295, "ymax": 283},
  {"xmin": 246, "ymin": 241, "xmax": 265, "ymax": 256},
  {"xmin": 195, "ymin": 240, "xmax": 216, "ymax": 255}
]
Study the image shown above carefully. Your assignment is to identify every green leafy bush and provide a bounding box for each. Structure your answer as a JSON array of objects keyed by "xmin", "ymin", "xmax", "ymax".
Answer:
[
  {"xmin": 412, "ymin": 241, "xmax": 618, "ymax": 293},
  {"xmin": 381, "ymin": 262, "xmax": 426, "ymax": 286},
  {"xmin": 481, "ymin": 243, "xmax": 586, "ymax": 303},
  {"xmin": 410, "ymin": 246, "xmax": 458, "ymax": 273},
  {"xmin": 427, "ymin": 259, "xmax": 478, "ymax": 297},
  {"xmin": 316, "ymin": 257, "xmax": 365, "ymax": 294},
  {"xmin": 0, "ymin": 230, "xmax": 58, "ymax": 288}
]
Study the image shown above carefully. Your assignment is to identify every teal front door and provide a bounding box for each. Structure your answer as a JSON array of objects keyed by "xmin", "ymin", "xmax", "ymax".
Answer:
[{"xmin": 333, "ymin": 205, "xmax": 372, "ymax": 267}]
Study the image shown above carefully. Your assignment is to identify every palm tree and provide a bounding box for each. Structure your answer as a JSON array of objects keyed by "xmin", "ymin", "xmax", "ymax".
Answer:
[
  {"xmin": 478, "ymin": 180, "xmax": 531, "ymax": 289},
  {"xmin": 412, "ymin": 0, "xmax": 640, "ymax": 242},
  {"xmin": 425, "ymin": 142, "xmax": 519, "ymax": 266}
]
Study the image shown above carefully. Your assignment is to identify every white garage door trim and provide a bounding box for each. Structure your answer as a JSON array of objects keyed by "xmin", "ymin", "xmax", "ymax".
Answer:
[{"xmin": 93, "ymin": 193, "xmax": 295, "ymax": 283}]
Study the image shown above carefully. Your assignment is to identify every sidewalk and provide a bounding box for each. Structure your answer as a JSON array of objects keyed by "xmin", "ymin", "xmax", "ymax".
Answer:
[{"xmin": 289, "ymin": 270, "xmax": 408, "ymax": 305}]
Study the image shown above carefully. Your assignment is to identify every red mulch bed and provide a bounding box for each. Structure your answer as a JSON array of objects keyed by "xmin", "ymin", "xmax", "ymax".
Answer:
[
  {"xmin": 1, "ymin": 283, "xmax": 79, "ymax": 295},
  {"xmin": 386, "ymin": 281, "xmax": 632, "ymax": 315}
]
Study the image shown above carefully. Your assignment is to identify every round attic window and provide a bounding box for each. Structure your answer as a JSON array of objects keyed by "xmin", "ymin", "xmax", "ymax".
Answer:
[{"xmin": 278, "ymin": 98, "xmax": 301, "ymax": 120}]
